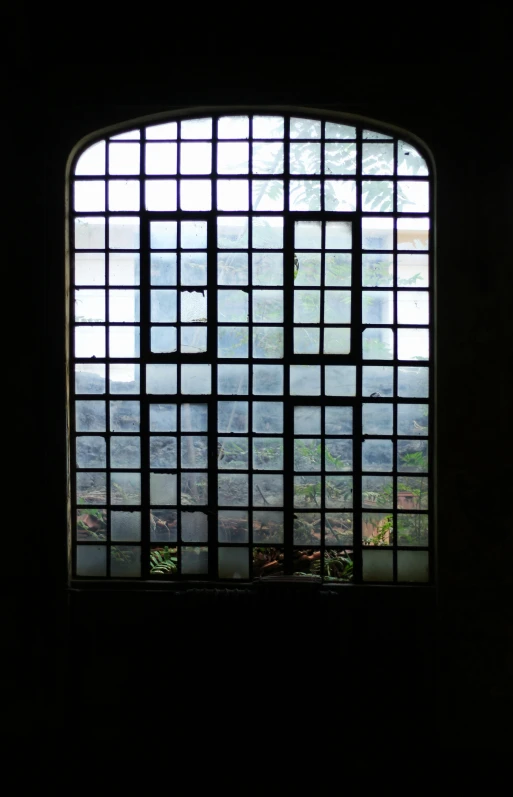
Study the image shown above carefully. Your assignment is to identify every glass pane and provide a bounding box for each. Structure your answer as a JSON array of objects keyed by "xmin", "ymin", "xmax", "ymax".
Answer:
[
  {"xmin": 218, "ymin": 474, "xmax": 248, "ymax": 505},
  {"xmin": 362, "ymin": 550, "xmax": 393, "ymax": 582},
  {"xmin": 295, "ymin": 221, "xmax": 321, "ymax": 249},
  {"xmin": 362, "ymin": 291, "xmax": 393, "ymax": 325},
  {"xmin": 76, "ymin": 472, "xmax": 106, "ymax": 504},
  {"xmin": 397, "ymin": 328, "xmax": 429, "ymax": 361},
  {"xmin": 110, "ymin": 253, "xmax": 140, "ymax": 285},
  {"xmin": 218, "ymin": 548, "xmax": 249, "ymax": 580},
  {"xmin": 397, "ymin": 440, "xmax": 428, "ymax": 472},
  {"xmin": 149, "ymin": 546, "xmax": 178, "ymax": 575},
  {"xmin": 253, "ymin": 116, "xmax": 284, "ymax": 138},
  {"xmin": 252, "ymin": 180, "xmax": 284, "ymax": 211},
  {"xmin": 252, "ymin": 365, "xmax": 283, "ymax": 395},
  {"xmin": 218, "ymin": 216, "xmax": 249, "ymax": 248},
  {"xmin": 218, "ymin": 327, "xmax": 249, "ymax": 358},
  {"xmin": 181, "ymin": 326, "xmax": 207, "ymax": 354},
  {"xmin": 109, "ymin": 289, "xmax": 139, "ymax": 322},
  {"xmin": 253, "ymin": 401, "xmax": 283, "ymax": 433},
  {"xmin": 217, "ymin": 180, "xmax": 249, "ymax": 210},
  {"xmin": 109, "ymin": 180, "xmax": 140, "ymax": 211},
  {"xmin": 362, "ymin": 142, "xmax": 394, "ymax": 175},
  {"xmin": 218, "ymin": 510, "xmax": 249, "ymax": 542},
  {"xmin": 325, "ymin": 253, "xmax": 351, "ymax": 286},
  {"xmin": 290, "ymin": 180, "xmax": 320, "ymax": 211},
  {"xmin": 182, "ymin": 547, "xmax": 209, "ymax": 575},
  {"xmin": 76, "ymin": 400, "xmax": 106, "ymax": 431},
  {"xmin": 397, "ymin": 551, "xmax": 429, "ymax": 582},
  {"xmin": 74, "ymin": 181, "xmax": 105, "ymax": 212},
  {"xmin": 109, "ymin": 401, "xmax": 140, "ymax": 432},
  {"xmin": 290, "ymin": 365, "xmax": 320, "ymax": 396},
  {"xmin": 325, "ymin": 291, "xmax": 351, "ymax": 323},
  {"xmin": 75, "ymin": 217, "xmax": 105, "ymax": 249},
  {"xmin": 75, "ymin": 253, "xmax": 105, "ymax": 286},
  {"xmin": 217, "ymin": 437, "xmax": 248, "ymax": 469},
  {"xmin": 397, "ymin": 477, "xmax": 429, "ymax": 510},
  {"xmin": 362, "ymin": 512, "xmax": 393, "ymax": 545},
  {"xmin": 181, "ymin": 118, "xmax": 212, "ymax": 139},
  {"xmin": 325, "ymin": 122, "xmax": 356, "ymax": 139},
  {"xmin": 181, "ymin": 290, "xmax": 207, "ymax": 322},
  {"xmin": 111, "ymin": 436, "xmax": 141, "ymax": 468},
  {"xmin": 111, "ymin": 511, "xmax": 141, "ymax": 542},
  {"xmin": 218, "ymin": 364, "xmax": 249, "ymax": 394},
  {"xmin": 325, "ymin": 407, "xmax": 352, "ymax": 434},
  {"xmin": 109, "ymin": 327, "xmax": 140, "ymax": 358},
  {"xmin": 253, "ymin": 474, "xmax": 283, "ymax": 506},
  {"xmin": 217, "ymin": 401, "xmax": 248, "ymax": 433},
  {"xmin": 397, "ymin": 217, "xmax": 429, "ymax": 250},
  {"xmin": 397, "ymin": 404, "xmax": 429, "ymax": 436},
  {"xmin": 290, "ymin": 117, "xmax": 321, "ymax": 138},
  {"xmin": 252, "ymin": 253, "xmax": 283, "ymax": 286},
  {"xmin": 324, "ymin": 180, "xmax": 356, "ymax": 211},
  {"xmin": 181, "ymin": 473, "xmax": 208, "ymax": 505},
  {"xmin": 218, "ymin": 252, "xmax": 248, "ymax": 285},
  {"xmin": 325, "ymin": 439, "xmax": 352, "ymax": 471},
  {"xmin": 294, "ymin": 252, "xmax": 321, "ymax": 286},
  {"xmin": 397, "ymin": 254, "xmax": 429, "ymax": 287},
  {"xmin": 362, "ymin": 254, "xmax": 393, "ymax": 287},
  {"xmin": 397, "ymin": 141, "xmax": 429, "ymax": 176},
  {"xmin": 397, "ymin": 366, "xmax": 429, "ymax": 397},
  {"xmin": 362, "ymin": 404, "xmax": 394, "ymax": 435},
  {"xmin": 325, "ymin": 366, "xmax": 356, "ymax": 396},
  {"xmin": 76, "ymin": 508, "xmax": 106, "ymax": 541},
  {"xmin": 150, "ymin": 221, "xmax": 177, "ymax": 249},
  {"xmin": 150, "ymin": 404, "xmax": 177, "ymax": 432},
  {"xmin": 362, "ymin": 365, "xmax": 394, "ymax": 397},
  {"xmin": 109, "ymin": 143, "xmax": 140, "ymax": 174},
  {"xmin": 181, "ymin": 436, "xmax": 208, "ymax": 468},
  {"xmin": 181, "ymin": 364, "xmax": 212, "ymax": 394},
  {"xmin": 218, "ymin": 116, "xmax": 249, "ymax": 139},
  {"xmin": 75, "ymin": 141, "xmax": 105, "ymax": 175},
  {"xmin": 181, "ymin": 403, "xmax": 208, "ymax": 431},
  {"xmin": 253, "ymin": 438, "xmax": 283, "ymax": 470},
  {"xmin": 325, "ymin": 221, "xmax": 352, "ymax": 249},
  {"xmin": 397, "ymin": 291, "xmax": 430, "ymax": 324},
  {"xmin": 252, "ymin": 142, "xmax": 284, "ymax": 174},
  {"xmin": 146, "ymin": 364, "xmax": 177, "ymax": 394},
  {"xmin": 294, "ymin": 327, "xmax": 320, "ymax": 354},
  {"xmin": 111, "ymin": 473, "xmax": 141, "ymax": 504},
  {"xmin": 180, "ymin": 252, "xmax": 207, "ymax": 287},
  {"xmin": 218, "ymin": 290, "xmax": 248, "ymax": 322},
  {"xmin": 294, "ymin": 513, "xmax": 322, "ymax": 545},
  {"xmin": 145, "ymin": 143, "xmax": 177, "ymax": 174},
  {"xmin": 253, "ymin": 512, "xmax": 284, "ymax": 544},
  {"xmin": 362, "ymin": 181, "xmax": 393, "ymax": 212},
  {"xmin": 362, "ymin": 440, "xmax": 393, "ymax": 471},
  {"xmin": 253, "ymin": 290, "xmax": 283, "ymax": 323},
  {"xmin": 325, "ymin": 476, "xmax": 353, "ymax": 508},
  {"xmin": 294, "ymin": 439, "xmax": 321, "ymax": 472},
  {"xmin": 324, "ymin": 328, "xmax": 350, "ymax": 354},
  {"xmin": 181, "ymin": 511, "xmax": 208, "ymax": 542},
  {"xmin": 362, "ymin": 218, "xmax": 393, "ymax": 250},
  {"xmin": 294, "ymin": 406, "xmax": 320, "ymax": 437},
  {"xmin": 111, "ymin": 546, "xmax": 141, "ymax": 577},
  {"xmin": 76, "ymin": 546, "xmax": 106, "ymax": 577},
  {"xmin": 146, "ymin": 122, "xmax": 177, "ymax": 139},
  {"xmin": 151, "ymin": 326, "xmax": 177, "ymax": 353},
  {"xmin": 397, "ymin": 181, "xmax": 429, "ymax": 212},
  {"xmin": 180, "ymin": 180, "xmax": 211, "ymax": 210},
  {"xmin": 324, "ymin": 142, "xmax": 356, "ymax": 174},
  {"xmin": 290, "ymin": 142, "xmax": 321, "ymax": 174},
  {"xmin": 75, "ymin": 327, "xmax": 105, "ymax": 358},
  {"xmin": 180, "ymin": 142, "xmax": 212, "ymax": 174},
  {"xmin": 252, "ymin": 216, "xmax": 283, "ymax": 248},
  {"xmin": 325, "ymin": 513, "xmax": 353, "ymax": 545},
  {"xmin": 109, "ymin": 217, "xmax": 140, "ymax": 249},
  {"xmin": 363, "ymin": 328, "xmax": 394, "ymax": 360},
  {"xmin": 397, "ymin": 514, "xmax": 428, "ymax": 546},
  {"xmin": 294, "ymin": 290, "xmax": 320, "ymax": 323},
  {"xmin": 150, "ymin": 436, "xmax": 177, "ymax": 468},
  {"xmin": 181, "ymin": 220, "xmax": 207, "ymax": 249},
  {"xmin": 362, "ymin": 476, "xmax": 394, "ymax": 509},
  {"xmin": 253, "ymin": 327, "xmax": 283, "ymax": 359},
  {"xmin": 150, "ymin": 510, "xmax": 177, "ymax": 542},
  {"xmin": 76, "ymin": 364, "xmax": 105, "ymax": 394}
]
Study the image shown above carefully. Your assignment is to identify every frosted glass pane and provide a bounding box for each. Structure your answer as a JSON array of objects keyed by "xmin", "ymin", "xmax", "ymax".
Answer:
[
  {"xmin": 397, "ymin": 551, "xmax": 429, "ymax": 582},
  {"xmin": 218, "ymin": 547, "xmax": 249, "ymax": 579},
  {"xmin": 362, "ymin": 550, "xmax": 393, "ymax": 581}
]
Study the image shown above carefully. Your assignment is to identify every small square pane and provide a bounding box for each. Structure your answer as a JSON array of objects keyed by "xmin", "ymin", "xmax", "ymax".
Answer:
[
  {"xmin": 146, "ymin": 364, "xmax": 177, "ymax": 394},
  {"xmin": 294, "ymin": 327, "xmax": 320, "ymax": 354},
  {"xmin": 290, "ymin": 180, "xmax": 320, "ymax": 211},
  {"xmin": 290, "ymin": 365, "xmax": 320, "ymax": 396},
  {"xmin": 217, "ymin": 180, "xmax": 249, "ymax": 211},
  {"xmin": 180, "ymin": 142, "xmax": 212, "ymax": 174},
  {"xmin": 181, "ymin": 403, "xmax": 208, "ymax": 432},
  {"xmin": 325, "ymin": 366, "xmax": 356, "ymax": 396},
  {"xmin": 180, "ymin": 180, "xmax": 211, "ymax": 210},
  {"xmin": 252, "ymin": 217, "xmax": 283, "ymax": 248},
  {"xmin": 151, "ymin": 326, "xmax": 177, "ymax": 353},
  {"xmin": 150, "ymin": 404, "xmax": 177, "ymax": 432},
  {"xmin": 218, "ymin": 548, "xmax": 249, "ymax": 580},
  {"xmin": 181, "ymin": 326, "xmax": 207, "ymax": 354},
  {"xmin": 150, "ymin": 222, "xmax": 177, "ymax": 250},
  {"xmin": 145, "ymin": 143, "xmax": 177, "ymax": 174},
  {"xmin": 252, "ymin": 365, "xmax": 283, "ymax": 395},
  {"xmin": 181, "ymin": 364, "xmax": 212, "ymax": 394},
  {"xmin": 217, "ymin": 142, "xmax": 249, "ymax": 174},
  {"xmin": 109, "ymin": 327, "xmax": 140, "ymax": 358},
  {"xmin": 218, "ymin": 364, "xmax": 249, "ymax": 394}
]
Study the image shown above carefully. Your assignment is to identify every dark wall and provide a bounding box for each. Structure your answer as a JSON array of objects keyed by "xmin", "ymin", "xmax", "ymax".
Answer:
[{"xmin": 6, "ymin": 38, "xmax": 512, "ymax": 745}]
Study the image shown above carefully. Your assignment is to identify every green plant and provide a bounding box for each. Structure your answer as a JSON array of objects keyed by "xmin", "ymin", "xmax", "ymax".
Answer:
[{"xmin": 150, "ymin": 546, "xmax": 178, "ymax": 574}]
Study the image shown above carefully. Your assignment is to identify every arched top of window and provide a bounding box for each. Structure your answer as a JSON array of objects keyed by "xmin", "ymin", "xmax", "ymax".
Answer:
[{"xmin": 68, "ymin": 108, "xmax": 433, "ymax": 587}]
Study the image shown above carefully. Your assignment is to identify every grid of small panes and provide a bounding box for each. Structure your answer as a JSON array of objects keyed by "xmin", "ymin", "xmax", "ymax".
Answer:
[{"xmin": 71, "ymin": 113, "xmax": 432, "ymax": 583}]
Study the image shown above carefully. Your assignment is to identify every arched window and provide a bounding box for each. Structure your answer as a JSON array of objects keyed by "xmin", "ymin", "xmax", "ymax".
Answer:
[{"xmin": 69, "ymin": 108, "xmax": 433, "ymax": 585}]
